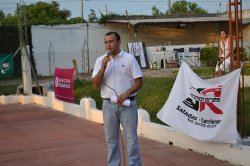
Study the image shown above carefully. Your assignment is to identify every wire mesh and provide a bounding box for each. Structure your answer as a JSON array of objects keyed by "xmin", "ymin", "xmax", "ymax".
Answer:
[{"xmin": 0, "ymin": 26, "xmax": 23, "ymax": 95}]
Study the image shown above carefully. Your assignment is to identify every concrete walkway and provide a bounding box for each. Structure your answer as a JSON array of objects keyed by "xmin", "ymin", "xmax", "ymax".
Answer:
[{"xmin": 0, "ymin": 104, "xmax": 235, "ymax": 166}]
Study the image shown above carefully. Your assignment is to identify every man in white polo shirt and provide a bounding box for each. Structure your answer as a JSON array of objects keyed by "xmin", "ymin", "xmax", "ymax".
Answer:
[{"xmin": 92, "ymin": 31, "xmax": 143, "ymax": 166}]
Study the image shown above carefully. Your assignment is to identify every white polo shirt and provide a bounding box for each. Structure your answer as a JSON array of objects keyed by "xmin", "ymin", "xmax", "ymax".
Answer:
[{"xmin": 92, "ymin": 50, "xmax": 142, "ymax": 98}]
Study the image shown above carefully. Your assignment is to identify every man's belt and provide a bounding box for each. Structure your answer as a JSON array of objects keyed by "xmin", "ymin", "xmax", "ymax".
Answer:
[{"xmin": 103, "ymin": 96, "xmax": 136, "ymax": 101}]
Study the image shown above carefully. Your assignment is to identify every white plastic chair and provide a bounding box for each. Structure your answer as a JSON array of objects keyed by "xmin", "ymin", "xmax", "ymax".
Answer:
[{"xmin": 188, "ymin": 47, "xmax": 201, "ymax": 67}]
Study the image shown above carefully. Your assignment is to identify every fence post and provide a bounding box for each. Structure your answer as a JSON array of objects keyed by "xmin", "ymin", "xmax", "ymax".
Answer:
[
  {"xmin": 73, "ymin": 59, "xmax": 79, "ymax": 79},
  {"xmin": 21, "ymin": 45, "xmax": 32, "ymax": 95}
]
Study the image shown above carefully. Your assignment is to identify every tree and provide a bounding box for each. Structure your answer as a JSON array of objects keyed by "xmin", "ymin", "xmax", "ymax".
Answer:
[
  {"xmin": 188, "ymin": 2, "xmax": 199, "ymax": 14},
  {"xmin": 188, "ymin": 2, "xmax": 207, "ymax": 14},
  {"xmin": 98, "ymin": 12, "xmax": 124, "ymax": 24},
  {"xmin": 0, "ymin": 2, "xmax": 85, "ymax": 25},
  {"xmin": 23, "ymin": 1, "xmax": 71, "ymax": 25},
  {"xmin": 0, "ymin": 10, "xmax": 4, "ymax": 25},
  {"xmin": 152, "ymin": 6, "xmax": 164, "ymax": 16},
  {"xmin": 171, "ymin": 0, "xmax": 188, "ymax": 14},
  {"xmin": 60, "ymin": 9, "xmax": 71, "ymax": 20},
  {"xmin": 0, "ymin": 13, "xmax": 17, "ymax": 26},
  {"xmin": 88, "ymin": 9, "xmax": 98, "ymax": 22},
  {"xmin": 0, "ymin": 10, "xmax": 5, "ymax": 20},
  {"xmin": 67, "ymin": 17, "xmax": 85, "ymax": 24},
  {"xmin": 171, "ymin": 0, "xmax": 207, "ymax": 15}
]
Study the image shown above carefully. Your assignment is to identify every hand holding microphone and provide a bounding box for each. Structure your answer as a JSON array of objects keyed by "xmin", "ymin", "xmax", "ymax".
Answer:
[{"xmin": 102, "ymin": 51, "xmax": 111, "ymax": 69}]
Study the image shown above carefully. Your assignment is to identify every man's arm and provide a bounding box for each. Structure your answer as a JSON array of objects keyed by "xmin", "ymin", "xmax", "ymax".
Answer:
[
  {"xmin": 92, "ymin": 56, "xmax": 110, "ymax": 89},
  {"xmin": 117, "ymin": 77, "xmax": 143, "ymax": 105},
  {"xmin": 92, "ymin": 66, "xmax": 105, "ymax": 89}
]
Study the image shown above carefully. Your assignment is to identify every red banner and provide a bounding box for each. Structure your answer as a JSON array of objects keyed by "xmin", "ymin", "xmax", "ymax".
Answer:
[{"xmin": 54, "ymin": 68, "xmax": 75, "ymax": 103}]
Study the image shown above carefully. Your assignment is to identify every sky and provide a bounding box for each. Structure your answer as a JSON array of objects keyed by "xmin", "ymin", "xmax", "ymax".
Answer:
[{"xmin": 1, "ymin": 0, "xmax": 250, "ymax": 19}]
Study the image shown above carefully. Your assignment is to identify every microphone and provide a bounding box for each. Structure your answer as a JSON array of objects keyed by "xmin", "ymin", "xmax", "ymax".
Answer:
[
  {"xmin": 104, "ymin": 50, "xmax": 111, "ymax": 67},
  {"xmin": 106, "ymin": 50, "xmax": 111, "ymax": 57}
]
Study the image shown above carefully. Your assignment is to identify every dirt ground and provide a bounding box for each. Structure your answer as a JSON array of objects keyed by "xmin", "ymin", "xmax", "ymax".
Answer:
[{"xmin": 0, "ymin": 104, "xmax": 234, "ymax": 166}]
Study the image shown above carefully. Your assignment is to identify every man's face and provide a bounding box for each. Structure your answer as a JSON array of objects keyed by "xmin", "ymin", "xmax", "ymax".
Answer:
[{"xmin": 104, "ymin": 34, "xmax": 120, "ymax": 53}]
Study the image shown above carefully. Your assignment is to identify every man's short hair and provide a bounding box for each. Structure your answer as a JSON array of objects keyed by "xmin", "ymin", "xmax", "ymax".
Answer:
[{"xmin": 105, "ymin": 31, "xmax": 121, "ymax": 41}]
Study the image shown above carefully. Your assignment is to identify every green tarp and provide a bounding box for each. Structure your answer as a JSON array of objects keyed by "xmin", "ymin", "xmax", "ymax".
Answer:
[{"xmin": 0, "ymin": 53, "xmax": 14, "ymax": 78}]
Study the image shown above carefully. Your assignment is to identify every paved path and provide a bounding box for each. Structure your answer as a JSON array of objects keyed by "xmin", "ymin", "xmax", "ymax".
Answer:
[{"xmin": 0, "ymin": 104, "xmax": 235, "ymax": 166}]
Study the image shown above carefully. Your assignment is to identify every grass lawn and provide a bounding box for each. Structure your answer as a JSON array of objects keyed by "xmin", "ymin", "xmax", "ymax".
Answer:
[
  {"xmin": 73, "ymin": 77, "xmax": 174, "ymax": 125},
  {"xmin": 136, "ymin": 77, "xmax": 175, "ymax": 124},
  {"xmin": 243, "ymin": 87, "xmax": 250, "ymax": 136},
  {"xmin": 0, "ymin": 85, "xmax": 18, "ymax": 95},
  {"xmin": 73, "ymin": 76, "xmax": 250, "ymax": 136}
]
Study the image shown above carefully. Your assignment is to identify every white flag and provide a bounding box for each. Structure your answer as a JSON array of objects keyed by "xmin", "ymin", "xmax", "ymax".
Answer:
[{"xmin": 157, "ymin": 62, "xmax": 241, "ymax": 143}]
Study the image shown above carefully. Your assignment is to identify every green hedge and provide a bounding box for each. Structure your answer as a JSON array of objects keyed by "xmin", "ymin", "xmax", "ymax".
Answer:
[
  {"xmin": 200, "ymin": 46, "xmax": 218, "ymax": 67},
  {"xmin": 200, "ymin": 46, "xmax": 249, "ymax": 67}
]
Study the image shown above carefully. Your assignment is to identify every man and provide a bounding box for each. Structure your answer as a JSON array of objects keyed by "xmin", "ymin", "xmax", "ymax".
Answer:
[{"xmin": 92, "ymin": 31, "xmax": 143, "ymax": 166}]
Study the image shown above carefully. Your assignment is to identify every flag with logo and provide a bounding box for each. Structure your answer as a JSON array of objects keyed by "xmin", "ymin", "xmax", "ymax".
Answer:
[
  {"xmin": 157, "ymin": 62, "xmax": 241, "ymax": 144},
  {"xmin": 54, "ymin": 68, "xmax": 75, "ymax": 103},
  {"xmin": 0, "ymin": 53, "xmax": 14, "ymax": 78}
]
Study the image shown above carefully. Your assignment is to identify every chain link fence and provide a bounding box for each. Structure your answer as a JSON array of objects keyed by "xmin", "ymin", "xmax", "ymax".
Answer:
[
  {"xmin": 0, "ymin": 25, "xmax": 51, "ymax": 96},
  {"xmin": 0, "ymin": 26, "xmax": 23, "ymax": 95}
]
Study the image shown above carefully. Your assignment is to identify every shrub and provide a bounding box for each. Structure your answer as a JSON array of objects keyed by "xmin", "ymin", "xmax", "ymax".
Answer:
[
  {"xmin": 200, "ymin": 46, "xmax": 249, "ymax": 68},
  {"xmin": 200, "ymin": 46, "xmax": 218, "ymax": 67},
  {"xmin": 233, "ymin": 47, "xmax": 248, "ymax": 61}
]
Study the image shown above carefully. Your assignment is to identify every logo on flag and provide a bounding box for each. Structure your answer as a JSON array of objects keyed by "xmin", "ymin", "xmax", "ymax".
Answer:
[
  {"xmin": 0, "ymin": 53, "xmax": 14, "ymax": 78},
  {"xmin": 183, "ymin": 85, "xmax": 223, "ymax": 114},
  {"xmin": 1, "ymin": 62, "xmax": 10, "ymax": 74}
]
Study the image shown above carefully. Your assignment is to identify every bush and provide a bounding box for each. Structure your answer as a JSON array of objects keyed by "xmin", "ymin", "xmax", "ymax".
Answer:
[
  {"xmin": 233, "ymin": 47, "xmax": 248, "ymax": 61},
  {"xmin": 200, "ymin": 46, "xmax": 249, "ymax": 68},
  {"xmin": 200, "ymin": 46, "xmax": 218, "ymax": 67}
]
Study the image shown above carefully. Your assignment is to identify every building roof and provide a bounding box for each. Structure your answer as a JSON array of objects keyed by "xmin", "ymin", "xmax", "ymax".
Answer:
[{"xmin": 107, "ymin": 16, "xmax": 250, "ymax": 26}]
